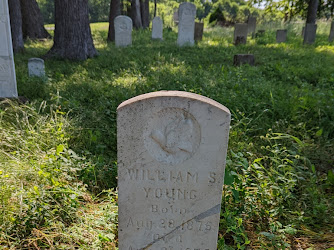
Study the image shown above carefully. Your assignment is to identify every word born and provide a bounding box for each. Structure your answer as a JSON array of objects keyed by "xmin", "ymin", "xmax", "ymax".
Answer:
[{"xmin": 151, "ymin": 204, "xmax": 187, "ymax": 214}]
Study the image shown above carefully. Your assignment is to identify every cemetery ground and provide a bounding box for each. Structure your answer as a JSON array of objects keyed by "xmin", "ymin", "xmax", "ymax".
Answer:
[{"xmin": 1, "ymin": 22, "xmax": 334, "ymax": 249}]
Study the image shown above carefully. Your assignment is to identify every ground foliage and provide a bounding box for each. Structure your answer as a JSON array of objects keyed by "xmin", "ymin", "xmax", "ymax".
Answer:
[{"xmin": 0, "ymin": 22, "xmax": 334, "ymax": 249}]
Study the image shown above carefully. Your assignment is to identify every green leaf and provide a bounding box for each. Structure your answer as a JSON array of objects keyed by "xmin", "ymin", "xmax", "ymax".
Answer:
[
  {"xmin": 56, "ymin": 144, "xmax": 65, "ymax": 155},
  {"xmin": 315, "ymin": 128, "xmax": 323, "ymax": 137},
  {"xmin": 224, "ymin": 171, "xmax": 235, "ymax": 186}
]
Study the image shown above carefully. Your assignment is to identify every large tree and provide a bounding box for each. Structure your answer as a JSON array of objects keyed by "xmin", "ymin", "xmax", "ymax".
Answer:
[
  {"xmin": 306, "ymin": 0, "xmax": 319, "ymax": 23},
  {"xmin": 131, "ymin": 0, "xmax": 143, "ymax": 29},
  {"xmin": 20, "ymin": 0, "xmax": 51, "ymax": 39},
  {"xmin": 108, "ymin": 0, "xmax": 121, "ymax": 42},
  {"xmin": 47, "ymin": 0, "xmax": 98, "ymax": 60},
  {"xmin": 140, "ymin": 0, "xmax": 149, "ymax": 29},
  {"xmin": 8, "ymin": 0, "xmax": 24, "ymax": 53}
]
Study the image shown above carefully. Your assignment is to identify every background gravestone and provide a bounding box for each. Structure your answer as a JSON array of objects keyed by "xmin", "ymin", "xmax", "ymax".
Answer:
[
  {"xmin": 152, "ymin": 16, "xmax": 163, "ymax": 40},
  {"xmin": 114, "ymin": 15, "xmax": 133, "ymax": 47},
  {"xmin": 173, "ymin": 10, "xmax": 179, "ymax": 25},
  {"xmin": 247, "ymin": 16, "xmax": 256, "ymax": 35},
  {"xmin": 118, "ymin": 91, "xmax": 231, "ymax": 250},
  {"xmin": 303, "ymin": 23, "xmax": 317, "ymax": 45},
  {"xmin": 234, "ymin": 23, "xmax": 248, "ymax": 45},
  {"xmin": 276, "ymin": 29, "xmax": 287, "ymax": 43},
  {"xmin": 0, "ymin": 0, "xmax": 18, "ymax": 98},
  {"xmin": 234, "ymin": 54, "xmax": 255, "ymax": 66},
  {"xmin": 329, "ymin": 21, "xmax": 334, "ymax": 42},
  {"xmin": 177, "ymin": 2, "xmax": 196, "ymax": 46},
  {"xmin": 28, "ymin": 58, "xmax": 45, "ymax": 77},
  {"xmin": 302, "ymin": 26, "xmax": 305, "ymax": 37},
  {"xmin": 194, "ymin": 22, "xmax": 204, "ymax": 41}
]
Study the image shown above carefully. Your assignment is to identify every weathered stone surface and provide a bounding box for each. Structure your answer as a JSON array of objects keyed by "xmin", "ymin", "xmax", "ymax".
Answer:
[
  {"xmin": 173, "ymin": 10, "xmax": 179, "ymax": 24},
  {"xmin": 276, "ymin": 29, "xmax": 287, "ymax": 43},
  {"xmin": 233, "ymin": 54, "xmax": 255, "ymax": 66},
  {"xmin": 329, "ymin": 21, "xmax": 334, "ymax": 42},
  {"xmin": 177, "ymin": 2, "xmax": 196, "ymax": 46},
  {"xmin": 194, "ymin": 22, "xmax": 204, "ymax": 41},
  {"xmin": 152, "ymin": 16, "xmax": 163, "ymax": 40},
  {"xmin": 117, "ymin": 91, "xmax": 231, "ymax": 250},
  {"xmin": 28, "ymin": 58, "xmax": 45, "ymax": 77},
  {"xmin": 247, "ymin": 16, "xmax": 256, "ymax": 34},
  {"xmin": 303, "ymin": 23, "xmax": 317, "ymax": 45},
  {"xmin": 114, "ymin": 15, "xmax": 133, "ymax": 47},
  {"xmin": 0, "ymin": 0, "xmax": 18, "ymax": 98},
  {"xmin": 234, "ymin": 23, "xmax": 248, "ymax": 45}
]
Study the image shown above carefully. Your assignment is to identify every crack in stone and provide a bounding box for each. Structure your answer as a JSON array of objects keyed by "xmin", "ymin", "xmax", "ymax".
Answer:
[{"xmin": 140, "ymin": 204, "xmax": 221, "ymax": 250}]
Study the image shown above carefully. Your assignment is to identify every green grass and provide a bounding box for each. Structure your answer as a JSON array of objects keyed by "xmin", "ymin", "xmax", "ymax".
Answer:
[{"xmin": 0, "ymin": 21, "xmax": 333, "ymax": 249}]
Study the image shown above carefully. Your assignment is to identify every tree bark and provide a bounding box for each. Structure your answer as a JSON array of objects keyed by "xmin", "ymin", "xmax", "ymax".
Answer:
[
  {"xmin": 131, "ymin": 0, "xmax": 142, "ymax": 29},
  {"xmin": 8, "ymin": 0, "xmax": 24, "ymax": 53},
  {"xmin": 306, "ymin": 0, "xmax": 319, "ymax": 24},
  {"xmin": 47, "ymin": 0, "xmax": 98, "ymax": 61},
  {"xmin": 108, "ymin": 0, "xmax": 121, "ymax": 42},
  {"xmin": 154, "ymin": 0, "xmax": 157, "ymax": 17},
  {"xmin": 140, "ymin": 0, "xmax": 149, "ymax": 29},
  {"xmin": 20, "ymin": 0, "xmax": 51, "ymax": 39}
]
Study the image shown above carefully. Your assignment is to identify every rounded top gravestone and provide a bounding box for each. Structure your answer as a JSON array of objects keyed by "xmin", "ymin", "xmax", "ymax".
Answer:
[
  {"xmin": 117, "ymin": 91, "xmax": 231, "ymax": 250},
  {"xmin": 177, "ymin": 2, "xmax": 196, "ymax": 46},
  {"xmin": 114, "ymin": 15, "xmax": 133, "ymax": 47}
]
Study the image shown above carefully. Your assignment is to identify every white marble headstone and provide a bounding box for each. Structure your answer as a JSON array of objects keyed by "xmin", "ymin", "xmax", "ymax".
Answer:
[
  {"xmin": 28, "ymin": 58, "xmax": 45, "ymax": 77},
  {"xmin": 152, "ymin": 16, "xmax": 163, "ymax": 40},
  {"xmin": 114, "ymin": 15, "xmax": 133, "ymax": 47},
  {"xmin": 177, "ymin": 3, "xmax": 196, "ymax": 46},
  {"xmin": 0, "ymin": 0, "xmax": 18, "ymax": 98},
  {"xmin": 117, "ymin": 91, "xmax": 231, "ymax": 250}
]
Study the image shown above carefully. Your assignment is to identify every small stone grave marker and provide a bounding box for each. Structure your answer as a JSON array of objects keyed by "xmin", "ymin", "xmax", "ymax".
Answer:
[
  {"xmin": 173, "ymin": 10, "xmax": 179, "ymax": 25},
  {"xmin": 234, "ymin": 23, "xmax": 248, "ymax": 45},
  {"xmin": 329, "ymin": 21, "xmax": 334, "ymax": 42},
  {"xmin": 28, "ymin": 58, "xmax": 45, "ymax": 77},
  {"xmin": 194, "ymin": 22, "xmax": 204, "ymax": 41},
  {"xmin": 117, "ymin": 91, "xmax": 231, "ymax": 250},
  {"xmin": 247, "ymin": 16, "xmax": 256, "ymax": 35},
  {"xmin": 114, "ymin": 15, "xmax": 133, "ymax": 47},
  {"xmin": 303, "ymin": 23, "xmax": 317, "ymax": 45},
  {"xmin": 276, "ymin": 29, "xmax": 287, "ymax": 43},
  {"xmin": 234, "ymin": 54, "xmax": 255, "ymax": 66},
  {"xmin": 0, "ymin": 0, "xmax": 18, "ymax": 98},
  {"xmin": 177, "ymin": 2, "xmax": 196, "ymax": 46},
  {"xmin": 152, "ymin": 16, "xmax": 163, "ymax": 40}
]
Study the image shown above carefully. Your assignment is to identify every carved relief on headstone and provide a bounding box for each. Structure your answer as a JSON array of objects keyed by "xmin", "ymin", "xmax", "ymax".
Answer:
[
  {"xmin": 117, "ymin": 91, "xmax": 231, "ymax": 250},
  {"xmin": 114, "ymin": 15, "xmax": 133, "ymax": 47},
  {"xmin": 276, "ymin": 29, "xmax": 287, "ymax": 43},
  {"xmin": 0, "ymin": 0, "xmax": 18, "ymax": 98},
  {"xmin": 28, "ymin": 58, "xmax": 45, "ymax": 77},
  {"xmin": 177, "ymin": 2, "xmax": 196, "ymax": 46},
  {"xmin": 234, "ymin": 23, "xmax": 248, "ymax": 45},
  {"xmin": 152, "ymin": 16, "xmax": 163, "ymax": 40}
]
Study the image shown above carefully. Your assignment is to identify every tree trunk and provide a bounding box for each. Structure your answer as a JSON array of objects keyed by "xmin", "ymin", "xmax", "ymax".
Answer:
[
  {"xmin": 108, "ymin": 0, "xmax": 121, "ymax": 42},
  {"xmin": 306, "ymin": 0, "xmax": 319, "ymax": 24},
  {"xmin": 154, "ymin": 0, "xmax": 157, "ymax": 17},
  {"xmin": 47, "ymin": 0, "xmax": 98, "ymax": 61},
  {"xmin": 8, "ymin": 0, "xmax": 24, "ymax": 53},
  {"xmin": 20, "ymin": 0, "xmax": 51, "ymax": 39},
  {"xmin": 140, "ymin": 0, "xmax": 149, "ymax": 29},
  {"xmin": 131, "ymin": 0, "xmax": 142, "ymax": 29}
]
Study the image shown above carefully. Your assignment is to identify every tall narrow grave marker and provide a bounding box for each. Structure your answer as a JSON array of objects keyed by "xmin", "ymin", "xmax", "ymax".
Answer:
[
  {"xmin": 114, "ymin": 15, "xmax": 133, "ymax": 47},
  {"xmin": 177, "ymin": 3, "xmax": 196, "ymax": 46},
  {"xmin": 234, "ymin": 23, "xmax": 248, "ymax": 45},
  {"xmin": 152, "ymin": 16, "xmax": 163, "ymax": 40},
  {"xmin": 194, "ymin": 22, "xmax": 204, "ymax": 41},
  {"xmin": 303, "ymin": 23, "xmax": 317, "ymax": 45},
  {"xmin": 0, "ymin": 0, "xmax": 18, "ymax": 97},
  {"xmin": 247, "ymin": 16, "xmax": 256, "ymax": 35},
  {"xmin": 329, "ymin": 21, "xmax": 334, "ymax": 42},
  {"xmin": 118, "ymin": 91, "xmax": 231, "ymax": 250}
]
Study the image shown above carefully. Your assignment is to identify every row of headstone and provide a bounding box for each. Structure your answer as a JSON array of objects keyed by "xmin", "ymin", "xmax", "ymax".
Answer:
[
  {"xmin": 114, "ymin": 3, "xmax": 200, "ymax": 48},
  {"xmin": 0, "ymin": 0, "xmax": 18, "ymax": 98}
]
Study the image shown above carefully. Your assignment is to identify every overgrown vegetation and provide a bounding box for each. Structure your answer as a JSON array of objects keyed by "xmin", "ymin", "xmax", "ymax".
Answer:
[{"xmin": 1, "ymin": 22, "xmax": 333, "ymax": 249}]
